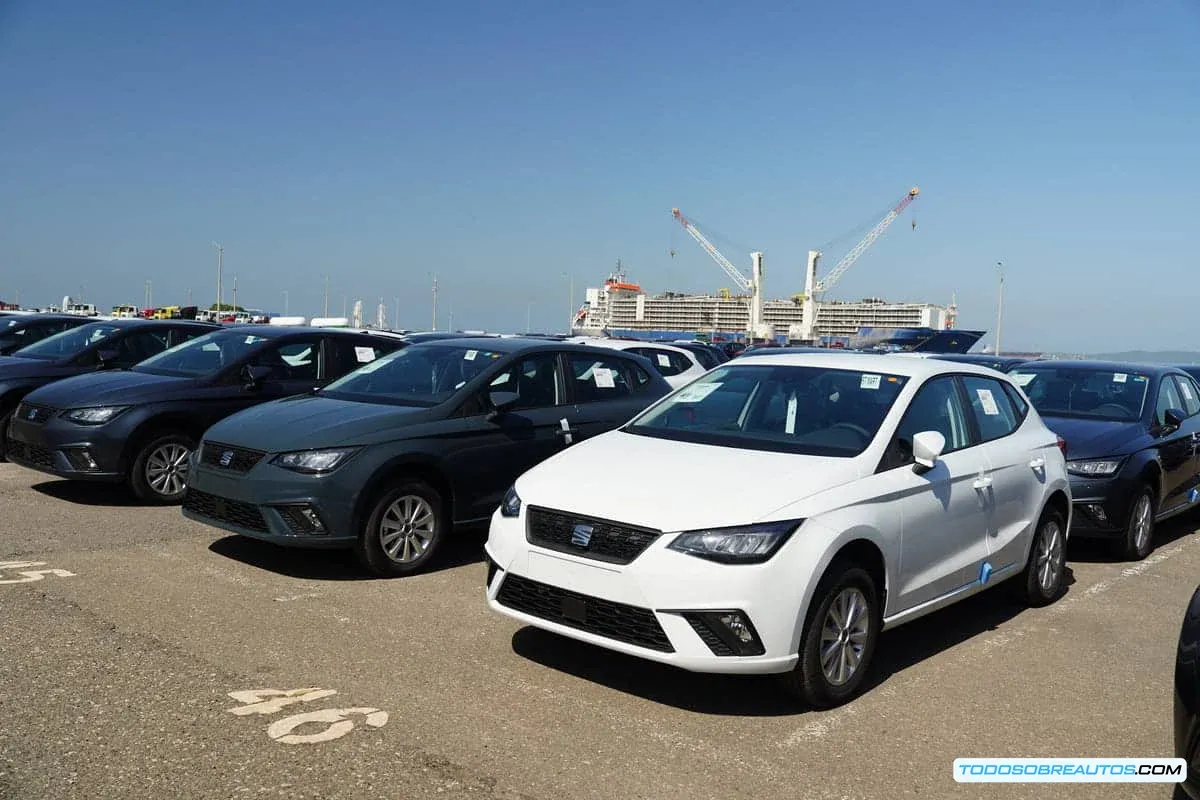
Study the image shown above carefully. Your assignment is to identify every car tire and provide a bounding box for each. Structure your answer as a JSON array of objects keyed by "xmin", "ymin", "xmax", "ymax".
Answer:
[
  {"xmin": 129, "ymin": 433, "xmax": 195, "ymax": 505},
  {"xmin": 780, "ymin": 558, "xmax": 880, "ymax": 709},
  {"xmin": 355, "ymin": 481, "xmax": 446, "ymax": 578},
  {"xmin": 1014, "ymin": 505, "xmax": 1067, "ymax": 607},
  {"xmin": 0, "ymin": 407, "xmax": 12, "ymax": 462},
  {"xmin": 1119, "ymin": 485, "xmax": 1156, "ymax": 562}
]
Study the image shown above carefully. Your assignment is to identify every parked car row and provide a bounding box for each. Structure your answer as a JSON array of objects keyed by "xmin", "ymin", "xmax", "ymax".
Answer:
[{"xmin": 6, "ymin": 314, "xmax": 1200, "ymax": 709}]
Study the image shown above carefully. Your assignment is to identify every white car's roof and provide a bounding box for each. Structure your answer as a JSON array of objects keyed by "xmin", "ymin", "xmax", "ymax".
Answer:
[
  {"xmin": 730, "ymin": 352, "xmax": 1010, "ymax": 380},
  {"xmin": 573, "ymin": 338, "xmax": 693, "ymax": 355}
]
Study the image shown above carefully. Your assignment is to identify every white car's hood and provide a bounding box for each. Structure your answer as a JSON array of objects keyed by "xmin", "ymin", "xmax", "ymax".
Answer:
[{"xmin": 516, "ymin": 429, "xmax": 865, "ymax": 532}]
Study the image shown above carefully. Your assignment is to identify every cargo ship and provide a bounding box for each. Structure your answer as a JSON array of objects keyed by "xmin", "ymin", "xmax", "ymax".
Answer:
[{"xmin": 571, "ymin": 267, "xmax": 984, "ymax": 353}]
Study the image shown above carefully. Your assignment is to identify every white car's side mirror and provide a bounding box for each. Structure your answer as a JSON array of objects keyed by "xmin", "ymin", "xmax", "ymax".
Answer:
[{"xmin": 912, "ymin": 430, "xmax": 946, "ymax": 471}]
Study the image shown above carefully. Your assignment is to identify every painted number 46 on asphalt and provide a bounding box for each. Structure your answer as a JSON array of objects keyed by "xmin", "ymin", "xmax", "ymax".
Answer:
[
  {"xmin": 0, "ymin": 560, "xmax": 75, "ymax": 585},
  {"xmin": 226, "ymin": 688, "xmax": 389, "ymax": 745}
]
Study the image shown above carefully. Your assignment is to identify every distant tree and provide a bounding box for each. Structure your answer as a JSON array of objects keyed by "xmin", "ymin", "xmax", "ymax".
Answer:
[{"xmin": 208, "ymin": 303, "xmax": 246, "ymax": 312}]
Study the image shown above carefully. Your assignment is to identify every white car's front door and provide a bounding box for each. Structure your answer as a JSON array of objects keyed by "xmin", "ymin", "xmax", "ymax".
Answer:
[{"xmin": 877, "ymin": 375, "xmax": 992, "ymax": 613}]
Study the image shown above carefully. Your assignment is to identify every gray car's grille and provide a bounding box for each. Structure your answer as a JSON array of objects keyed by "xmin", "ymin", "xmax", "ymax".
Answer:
[
  {"xmin": 199, "ymin": 442, "xmax": 266, "ymax": 474},
  {"xmin": 183, "ymin": 489, "xmax": 268, "ymax": 533}
]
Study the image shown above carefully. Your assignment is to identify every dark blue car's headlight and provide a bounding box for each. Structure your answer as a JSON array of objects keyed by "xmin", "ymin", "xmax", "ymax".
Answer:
[
  {"xmin": 500, "ymin": 485, "xmax": 521, "ymax": 517},
  {"xmin": 667, "ymin": 520, "xmax": 802, "ymax": 564},
  {"xmin": 62, "ymin": 406, "xmax": 129, "ymax": 425},
  {"xmin": 270, "ymin": 447, "xmax": 359, "ymax": 474}
]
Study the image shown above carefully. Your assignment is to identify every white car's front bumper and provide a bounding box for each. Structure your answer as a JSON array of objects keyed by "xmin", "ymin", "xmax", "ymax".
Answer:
[{"xmin": 484, "ymin": 509, "xmax": 804, "ymax": 675}]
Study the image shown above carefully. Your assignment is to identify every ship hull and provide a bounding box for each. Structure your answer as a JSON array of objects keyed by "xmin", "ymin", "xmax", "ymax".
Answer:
[{"xmin": 573, "ymin": 326, "xmax": 984, "ymax": 354}]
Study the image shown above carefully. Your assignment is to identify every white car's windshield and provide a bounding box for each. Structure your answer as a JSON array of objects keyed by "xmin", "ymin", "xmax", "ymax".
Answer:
[
  {"xmin": 12, "ymin": 322, "xmax": 121, "ymax": 360},
  {"xmin": 1009, "ymin": 366, "xmax": 1150, "ymax": 421},
  {"xmin": 626, "ymin": 363, "xmax": 910, "ymax": 456},
  {"xmin": 134, "ymin": 330, "xmax": 272, "ymax": 377},
  {"xmin": 322, "ymin": 343, "xmax": 505, "ymax": 407}
]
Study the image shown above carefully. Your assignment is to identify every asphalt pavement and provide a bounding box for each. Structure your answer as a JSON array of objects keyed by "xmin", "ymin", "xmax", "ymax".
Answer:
[{"xmin": 0, "ymin": 462, "xmax": 1195, "ymax": 800}]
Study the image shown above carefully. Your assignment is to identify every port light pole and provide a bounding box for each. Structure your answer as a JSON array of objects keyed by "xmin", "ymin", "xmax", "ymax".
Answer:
[
  {"xmin": 212, "ymin": 242, "xmax": 224, "ymax": 314},
  {"xmin": 994, "ymin": 261, "xmax": 1004, "ymax": 356}
]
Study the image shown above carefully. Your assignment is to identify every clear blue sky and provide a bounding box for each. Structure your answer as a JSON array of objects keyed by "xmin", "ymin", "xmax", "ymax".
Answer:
[{"xmin": 1, "ymin": 0, "xmax": 1197, "ymax": 352}]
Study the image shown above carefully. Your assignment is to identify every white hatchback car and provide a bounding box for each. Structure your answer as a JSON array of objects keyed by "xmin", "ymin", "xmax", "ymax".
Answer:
[
  {"xmin": 568, "ymin": 338, "xmax": 707, "ymax": 389},
  {"xmin": 485, "ymin": 353, "xmax": 1071, "ymax": 707}
]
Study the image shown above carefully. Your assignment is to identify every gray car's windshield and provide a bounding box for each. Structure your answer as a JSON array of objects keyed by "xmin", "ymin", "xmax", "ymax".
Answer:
[
  {"xmin": 12, "ymin": 322, "xmax": 121, "ymax": 360},
  {"xmin": 134, "ymin": 330, "xmax": 272, "ymax": 377},
  {"xmin": 626, "ymin": 363, "xmax": 909, "ymax": 456},
  {"xmin": 322, "ymin": 344, "xmax": 505, "ymax": 406},
  {"xmin": 1009, "ymin": 366, "xmax": 1150, "ymax": 421}
]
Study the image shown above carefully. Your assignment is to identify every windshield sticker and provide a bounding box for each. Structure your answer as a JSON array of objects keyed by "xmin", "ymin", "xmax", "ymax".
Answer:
[
  {"xmin": 976, "ymin": 388, "xmax": 1001, "ymax": 416},
  {"xmin": 354, "ymin": 347, "xmax": 376, "ymax": 363},
  {"xmin": 1011, "ymin": 373, "xmax": 1035, "ymax": 386},
  {"xmin": 860, "ymin": 374, "xmax": 882, "ymax": 390},
  {"xmin": 1183, "ymin": 382, "xmax": 1196, "ymax": 401},
  {"xmin": 675, "ymin": 383, "xmax": 720, "ymax": 403},
  {"xmin": 1113, "ymin": 372, "xmax": 1128, "ymax": 383},
  {"xmin": 785, "ymin": 393, "xmax": 798, "ymax": 434},
  {"xmin": 244, "ymin": 336, "xmax": 264, "ymax": 345},
  {"xmin": 1133, "ymin": 375, "xmax": 1147, "ymax": 381},
  {"xmin": 594, "ymin": 368, "xmax": 615, "ymax": 389},
  {"xmin": 464, "ymin": 350, "xmax": 477, "ymax": 361},
  {"xmin": 656, "ymin": 353, "xmax": 671, "ymax": 367}
]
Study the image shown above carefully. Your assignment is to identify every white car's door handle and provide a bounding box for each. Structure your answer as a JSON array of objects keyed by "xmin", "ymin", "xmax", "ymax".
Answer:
[
  {"xmin": 1029, "ymin": 457, "xmax": 1045, "ymax": 469},
  {"xmin": 973, "ymin": 475, "xmax": 993, "ymax": 490}
]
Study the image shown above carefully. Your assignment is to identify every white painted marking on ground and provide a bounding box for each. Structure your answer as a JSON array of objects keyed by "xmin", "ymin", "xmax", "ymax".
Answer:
[
  {"xmin": 780, "ymin": 705, "xmax": 858, "ymax": 746},
  {"xmin": 273, "ymin": 593, "xmax": 323, "ymax": 603},
  {"xmin": 226, "ymin": 688, "xmax": 338, "ymax": 716},
  {"xmin": 0, "ymin": 560, "xmax": 75, "ymax": 584},
  {"xmin": 267, "ymin": 708, "xmax": 389, "ymax": 744}
]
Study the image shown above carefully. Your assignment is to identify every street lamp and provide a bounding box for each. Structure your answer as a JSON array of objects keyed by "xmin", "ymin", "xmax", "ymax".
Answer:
[
  {"xmin": 562, "ymin": 271, "xmax": 574, "ymax": 333},
  {"xmin": 995, "ymin": 261, "xmax": 1004, "ymax": 356},
  {"xmin": 212, "ymin": 241, "xmax": 224, "ymax": 315}
]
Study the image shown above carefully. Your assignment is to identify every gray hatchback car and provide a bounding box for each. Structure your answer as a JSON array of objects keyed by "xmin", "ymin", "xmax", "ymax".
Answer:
[{"xmin": 181, "ymin": 337, "xmax": 673, "ymax": 576}]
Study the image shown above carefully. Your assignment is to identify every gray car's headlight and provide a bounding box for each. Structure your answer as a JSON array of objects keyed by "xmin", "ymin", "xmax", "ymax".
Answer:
[
  {"xmin": 270, "ymin": 447, "xmax": 359, "ymax": 474},
  {"xmin": 667, "ymin": 520, "xmax": 802, "ymax": 564},
  {"xmin": 1067, "ymin": 458, "xmax": 1123, "ymax": 477},
  {"xmin": 500, "ymin": 485, "xmax": 521, "ymax": 517},
  {"xmin": 62, "ymin": 406, "xmax": 129, "ymax": 425}
]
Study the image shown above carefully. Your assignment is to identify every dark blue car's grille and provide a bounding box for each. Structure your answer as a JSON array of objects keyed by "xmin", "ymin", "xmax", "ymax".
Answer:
[
  {"xmin": 183, "ymin": 489, "xmax": 268, "ymax": 533},
  {"xmin": 199, "ymin": 442, "xmax": 266, "ymax": 474},
  {"xmin": 15, "ymin": 403, "xmax": 55, "ymax": 424},
  {"xmin": 6, "ymin": 439, "xmax": 54, "ymax": 469}
]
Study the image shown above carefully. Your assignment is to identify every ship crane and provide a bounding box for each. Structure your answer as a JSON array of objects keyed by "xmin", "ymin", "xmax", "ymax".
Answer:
[
  {"xmin": 671, "ymin": 208, "xmax": 771, "ymax": 340},
  {"xmin": 795, "ymin": 186, "xmax": 919, "ymax": 344}
]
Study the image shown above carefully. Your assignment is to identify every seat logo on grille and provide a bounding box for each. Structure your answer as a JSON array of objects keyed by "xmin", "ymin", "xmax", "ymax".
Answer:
[
  {"xmin": 219, "ymin": 450, "xmax": 234, "ymax": 467},
  {"xmin": 570, "ymin": 524, "xmax": 594, "ymax": 548}
]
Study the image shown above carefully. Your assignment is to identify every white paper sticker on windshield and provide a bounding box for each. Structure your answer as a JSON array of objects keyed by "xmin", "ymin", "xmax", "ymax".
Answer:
[
  {"xmin": 354, "ymin": 347, "xmax": 376, "ymax": 363},
  {"xmin": 976, "ymin": 388, "xmax": 1000, "ymax": 416},
  {"xmin": 785, "ymin": 393, "xmax": 798, "ymax": 434},
  {"xmin": 656, "ymin": 353, "xmax": 671, "ymax": 367},
  {"xmin": 1011, "ymin": 372, "xmax": 1035, "ymax": 386},
  {"xmin": 1113, "ymin": 372, "xmax": 1128, "ymax": 383},
  {"xmin": 464, "ymin": 350, "xmax": 477, "ymax": 361},
  {"xmin": 676, "ymin": 383, "xmax": 720, "ymax": 403},
  {"xmin": 860, "ymin": 374, "xmax": 881, "ymax": 390},
  {"xmin": 594, "ymin": 368, "xmax": 615, "ymax": 388}
]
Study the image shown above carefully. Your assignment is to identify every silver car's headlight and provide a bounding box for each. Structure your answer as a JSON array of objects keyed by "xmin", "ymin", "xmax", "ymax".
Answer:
[
  {"xmin": 270, "ymin": 447, "xmax": 359, "ymax": 474},
  {"xmin": 667, "ymin": 520, "xmax": 802, "ymax": 564},
  {"xmin": 62, "ymin": 406, "xmax": 129, "ymax": 425},
  {"xmin": 1066, "ymin": 458, "xmax": 1123, "ymax": 477}
]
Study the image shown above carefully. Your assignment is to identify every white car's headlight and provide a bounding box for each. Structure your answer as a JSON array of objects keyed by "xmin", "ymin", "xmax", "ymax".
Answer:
[
  {"xmin": 270, "ymin": 447, "xmax": 358, "ymax": 474},
  {"xmin": 667, "ymin": 520, "xmax": 802, "ymax": 564},
  {"xmin": 500, "ymin": 485, "xmax": 521, "ymax": 517},
  {"xmin": 62, "ymin": 406, "xmax": 128, "ymax": 425},
  {"xmin": 1067, "ymin": 458, "xmax": 1123, "ymax": 477}
]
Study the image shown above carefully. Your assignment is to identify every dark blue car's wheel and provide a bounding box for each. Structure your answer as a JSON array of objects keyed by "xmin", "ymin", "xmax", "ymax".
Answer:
[
  {"xmin": 1120, "ymin": 485, "xmax": 1155, "ymax": 562},
  {"xmin": 0, "ymin": 407, "xmax": 12, "ymax": 462},
  {"xmin": 356, "ymin": 480, "xmax": 446, "ymax": 578}
]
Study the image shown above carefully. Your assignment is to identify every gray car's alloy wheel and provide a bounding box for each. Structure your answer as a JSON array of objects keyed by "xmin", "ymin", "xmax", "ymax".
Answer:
[
  {"xmin": 781, "ymin": 557, "xmax": 880, "ymax": 709},
  {"xmin": 0, "ymin": 407, "xmax": 12, "ymax": 462},
  {"xmin": 357, "ymin": 480, "xmax": 446, "ymax": 578},
  {"xmin": 1120, "ymin": 486, "xmax": 1156, "ymax": 562},
  {"xmin": 129, "ymin": 433, "xmax": 195, "ymax": 505},
  {"xmin": 1015, "ymin": 505, "xmax": 1067, "ymax": 607}
]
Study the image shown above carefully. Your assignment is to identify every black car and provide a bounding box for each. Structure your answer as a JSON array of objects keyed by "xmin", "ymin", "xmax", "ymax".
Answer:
[
  {"xmin": 181, "ymin": 337, "xmax": 674, "ymax": 576},
  {"xmin": 0, "ymin": 314, "xmax": 94, "ymax": 355},
  {"xmin": 670, "ymin": 341, "xmax": 728, "ymax": 369},
  {"xmin": 6, "ymin": 326, "xmax": 405, "ymax": 504},
  {"xmin": 1010, "ymin": 361, "xmax": 1200, "ymax": 559},
  {"xmin": 0, "ymin": 319, "xmax": 218, "ymax": 460},
  {"xmin": 929, "ymin": 353, "xmax": 1036, "ymax": 372},
  {"xmin": 1175, "ymin": 585, "xmax": 1200, "ymax": 799}
]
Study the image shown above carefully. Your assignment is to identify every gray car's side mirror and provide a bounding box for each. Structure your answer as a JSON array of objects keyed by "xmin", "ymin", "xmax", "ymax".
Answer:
[
  {"xmin": 1164, "ymin": 407, "xmax": 1187, "ymax": 430},
  {"xmin": 912, "ymin": 430, "xmax": 946, "ymax": 472},
  {"xmin": 242, "ymin": 364, "xmax": 274, "ymax": 390},
  {"xmin": 486, "ymin": 390, "xmax": 520, "ymax": 421}
]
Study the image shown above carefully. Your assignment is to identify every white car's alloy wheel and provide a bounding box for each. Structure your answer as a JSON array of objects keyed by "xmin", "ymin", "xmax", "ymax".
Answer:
[{"xmin": 820, "ymin": 587, "xmax": 870, "ymax": 686}]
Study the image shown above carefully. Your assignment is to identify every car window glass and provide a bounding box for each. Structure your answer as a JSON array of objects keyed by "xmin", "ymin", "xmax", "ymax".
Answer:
[
  {"xmin": 487, "ymin": 354, "xmax": 561, "ymax": 409},
  {"xmin": 113, "ymin": 330, "xmax": 171, "ymax": 366},
  {"xmin": 569, "ymin": 354, "xmax": 633, "ymax": 402},
  {"xmin": 255, "ymin": 341, "xmax": 319, "ymax": 381},
  {"xmin": 321, "ymin": 344, "xmax": 506, "ymax": 407},
  {"xmin": 13, "ymin": 322, "xmax": 122, "ymax": 360},
  {"xmin": 169, "ymin": 327, "xmax": 211, "ymax": 347},
  {"xmin": 685, "ymin": 347, "xmax": 717, "ymax": 369},
  {"xmin": 631, "ymin": 347, "xmax": 685, "ymax": 377},
  {"xmin": 961, "ymin": 375, "xmax": 1021, "ymax": 441},
  {"xmin": 1012, "ymin": 367, "xmax": 1149, "ymax": 421},
  {"xmin": 1174, "ymin": 376, "xmax": 1200, "ymax": 417},
  {"xmin": 1156, "ymin": 376, "xmax": 1185, "ymax": 426},
  {"xmin": 329, "ymin": 338, "xmax": 395, "ymax": 378},
  {"xmin": 883, "ymin": 376, "xmax": 971, "ymax": 469},
  {"xmin": 1002, "ymin": 382, "xmax": 1029, "ymax": 418}
]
